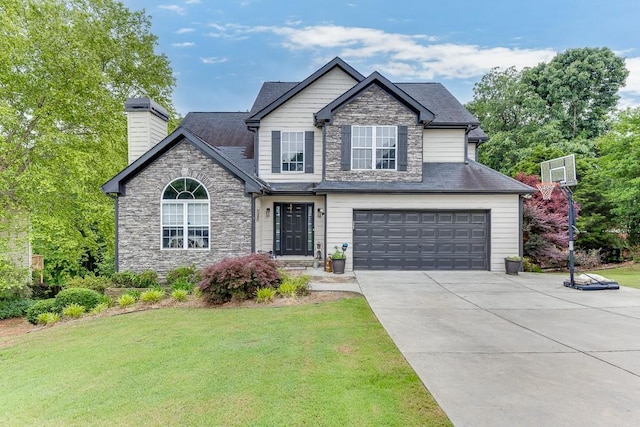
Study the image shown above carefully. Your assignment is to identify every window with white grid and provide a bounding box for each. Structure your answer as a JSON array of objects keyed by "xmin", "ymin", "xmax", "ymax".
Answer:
[
  {"xmin": 281, "ymin": 131, "xmax": 304, "ymax": 172},
  {"xmin": 161, "ymin": 178, "xmax": 209, "ymax": 249},
  {"xmin": 351, "ymin": 126, "xmax": 396, "ymax": 170}
]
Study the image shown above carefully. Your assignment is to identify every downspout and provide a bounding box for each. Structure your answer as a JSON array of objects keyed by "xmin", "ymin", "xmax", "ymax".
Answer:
[
  {"xmin": 322, "ymin": 124, "xmax": 327, "ymax": 265},
  {"xmin": 464, "ymin": 125, "xmax": 472, "ymax": 164},
  {"xmin": 249, "ymin": 127, "xmax": 259, "ymax": 176},
  {"xmin": 251, "ymin": 194, "xmax": 256, "ymax": 253},
  {"xmin": 107, "ymin": 193, "xmax": 119, "ymax": 273},
  {"xmin": 519, "ymin": 195, "xmax": 524, "ymax": 259}
]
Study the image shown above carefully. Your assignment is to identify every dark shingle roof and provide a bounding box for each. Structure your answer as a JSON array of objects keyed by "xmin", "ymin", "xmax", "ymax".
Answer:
[
  {"xmin": 396, "ymin": 83, "xmax": 479, "ymax": 125},
  {"xmin": 249, "ymin": 82, "xmax": 298, "ymax": 115},
  {"xmin": 314, "ymin": 161, "xmax": 534, "ymax": 194},
  {"xmin": 249, "ymin": 80, "xmax": 482, "ymax": 128},
  {"xmin": 179, "ymin": 112, "xmax": 254, "ymax": 158}
]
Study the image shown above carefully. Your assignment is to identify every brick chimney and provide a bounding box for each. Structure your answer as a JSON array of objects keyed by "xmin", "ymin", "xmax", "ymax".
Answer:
[{"xmin": 124, "ymin": 98, "xmax": 169, "ymax": 164}]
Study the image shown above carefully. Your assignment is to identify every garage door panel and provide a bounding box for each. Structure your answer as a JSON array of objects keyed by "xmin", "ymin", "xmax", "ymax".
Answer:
[{"xmin": 353, "ymin": 210, "xmax": 489, "ymax": 270}]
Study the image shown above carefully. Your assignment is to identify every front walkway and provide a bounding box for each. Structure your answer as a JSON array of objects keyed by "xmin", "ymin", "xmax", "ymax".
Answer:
[{"xmin": 349, "ymin": 271, "xmax": 640, "ymax": 427}]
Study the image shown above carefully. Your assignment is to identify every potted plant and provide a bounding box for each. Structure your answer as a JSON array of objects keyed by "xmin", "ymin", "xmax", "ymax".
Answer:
[
  {"xmin": 331, "ymin": 243, "xmax": 349, "ymax": 274},
  {"xmin": 504, "ymin": 255, "xmax": 523, "ymax": 275}
]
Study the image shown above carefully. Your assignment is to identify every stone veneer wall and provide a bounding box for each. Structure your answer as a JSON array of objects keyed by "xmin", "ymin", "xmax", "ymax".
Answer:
[
  {"xmin": 117, "ymin": 139, "xmax": 252, "ymax": 278},
  {"xmin": 324, "ymin": 85, "xmax": 423, "ymax": 182}
]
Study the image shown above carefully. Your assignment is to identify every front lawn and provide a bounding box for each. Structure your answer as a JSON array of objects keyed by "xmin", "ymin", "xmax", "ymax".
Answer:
[
  {"xmin": 587, "ymin": 263, "xmax": 640, "ymax": 289},
  {"xmin": 0, "ymin": 298, "xmax": 450, "ymax": 426}
]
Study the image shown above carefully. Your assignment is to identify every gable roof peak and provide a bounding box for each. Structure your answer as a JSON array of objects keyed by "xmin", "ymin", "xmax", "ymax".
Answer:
[
  {"xmin": 246, "ymin": 57, "xmax": 365, "ymax": 125},
  {"xmin": 315, "ymin": 71, "xmax": 436, "ymax": 126}
]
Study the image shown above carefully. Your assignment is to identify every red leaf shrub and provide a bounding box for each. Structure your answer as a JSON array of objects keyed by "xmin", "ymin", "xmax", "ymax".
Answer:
[
  {"xmin": 198, "ymin": 254, "xmax": 281, "ymax": 304},
  {"xmin": 516, "ymin": 173, "xmax": 581, "ymax": 267}
]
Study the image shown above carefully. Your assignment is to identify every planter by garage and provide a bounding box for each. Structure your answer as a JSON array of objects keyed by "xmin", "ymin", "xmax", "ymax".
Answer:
[
  {"xmin": 332, "ymin": 258, "xmax": 346, "ymax": 274},
  {"xmin": 504, "ymin": 258, "xmax": 523, "ymax": 275}
]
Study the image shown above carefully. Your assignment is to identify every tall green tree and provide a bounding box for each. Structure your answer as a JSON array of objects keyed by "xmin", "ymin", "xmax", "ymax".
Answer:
[
  {"xmin": 0, "ymin": 0, "xmax": 176, "ymax": 281},
  {"xmin": 525, "ymin": 47, "xmax": 628, "ymax": 140},
  {"xmin": 597, "ymin": 108, "xmax": 640, "ymax": 245}
]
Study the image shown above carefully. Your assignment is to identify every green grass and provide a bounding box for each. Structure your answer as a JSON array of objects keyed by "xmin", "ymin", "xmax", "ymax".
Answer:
[
  {"xmin": 0, "ymin": 298, "xmax": 450, "ymax": 426},
  {"xmin": 587, "ymin": 263, "xmax": 640, "ymax": 289}
]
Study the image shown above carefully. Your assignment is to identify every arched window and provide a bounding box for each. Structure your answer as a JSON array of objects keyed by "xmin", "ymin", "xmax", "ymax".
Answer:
[{"xmin": 161, "ymin": 178, "xmax": 209, "ymax": 249}]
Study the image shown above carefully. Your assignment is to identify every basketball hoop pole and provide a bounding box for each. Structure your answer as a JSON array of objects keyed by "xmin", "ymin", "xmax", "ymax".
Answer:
[{"xmin": 561, "ymin": 187, "xmax": 576, "ymax": 287}]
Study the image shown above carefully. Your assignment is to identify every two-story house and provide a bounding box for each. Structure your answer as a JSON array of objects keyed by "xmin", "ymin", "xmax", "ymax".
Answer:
[{"xmin": 102, "ymin": 57, "xmax": 533, "ymax": 276}]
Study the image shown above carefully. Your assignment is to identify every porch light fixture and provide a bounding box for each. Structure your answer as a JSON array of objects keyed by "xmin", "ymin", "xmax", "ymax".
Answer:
[
  {"xmin": 317, "ymin": 208, "xmax": 325, "ymax": 218},
  {"xmin": 266, "ymin": 208, "xmax": 271, "ymax": 218}
]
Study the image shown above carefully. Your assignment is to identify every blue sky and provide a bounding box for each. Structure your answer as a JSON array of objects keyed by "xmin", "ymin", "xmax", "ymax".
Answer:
[{"xmin": 122, "ymin": 0, "xmax": 640, "ymax": 115}]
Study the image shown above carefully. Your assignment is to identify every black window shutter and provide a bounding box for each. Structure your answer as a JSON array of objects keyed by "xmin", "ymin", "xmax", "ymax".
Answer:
[
  {"xmin": 397, "ymin": 126, "xmax": 408, "ymax": 171},
  {"xmin": 271, "ymin": 131, "xmax": 281, "ymax": 173},
  {"xmin": 304, "ymin": 131, "xmax": 314, "ymax": 173},
  {"xmin": 341, "ymin": 125, "xmax": 351, "ymax": 171}
]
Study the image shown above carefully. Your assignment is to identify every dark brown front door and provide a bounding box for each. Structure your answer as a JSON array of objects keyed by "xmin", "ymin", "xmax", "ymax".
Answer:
[{"xmin": 275, "ymin": 203, "xmax": 313, "ymax": 256}]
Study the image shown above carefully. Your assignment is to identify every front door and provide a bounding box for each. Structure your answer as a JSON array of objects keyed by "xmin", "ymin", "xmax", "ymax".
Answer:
[{"xmin": 274, "ymin": 203, "xmax": 314, "ymax": 256}]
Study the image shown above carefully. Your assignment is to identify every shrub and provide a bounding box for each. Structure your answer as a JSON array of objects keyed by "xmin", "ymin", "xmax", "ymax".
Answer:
[
  {"xmin": 30, "ymin": 282, "xmax": 63, "ymax": 300},
  {"xmin": 171, "ymin": 289, "xmax": 188, "ymax": 302},
  {"xmin": 118, "ymin": 294, "xmax": 136, "ymax": 307},
  {"xmin": 573, "ymin": 249, "xmax": 603, "ymax": 269},
  {"xmin": 0, "ymin": 256, "xmax": 30, "ymax": 300},
  {"xmin": 277, "ymin": 282, "xmax": 297, "ymax": 298},
  {"xmin": 89, "ymin": 302, "xmax": 109, "ymax": 315},
  {"xmin": 193, "ymin": 286, "xmax": 203, "ymax": 299},
  {"xmin": 62, "ymin": 303, "xmax": 85, "ymax": 318},
  {"xmin": 256, "ymin": 287, "xmax": 276, "ymax": 303},
  {"xmin": 523, "ymin": 257, "xmax": 543, "ymax": 273},
  {"xmin": 65, "ymin": 274, "xmax": 112, "ymax": 294},
  {"xmin": 279, "ymin": 273, "xmax": 311, "ymax": 296},
  {"xmin": 54, "ymin": 288, "xmax": 102, "ymax": 312},
  {"xmin": 137, "ymin": 270, "xmax": 159, "ymax": 288},
  {"xmin": 124, "ymin": 289, "xmax": 141, "ymax": 299},
  {"xmin": 0, "ymin": 299, "xmax": 35, "ymax": 320},
  {"xmin": 171, "ymin": 278, "xmax": 194, "ymax": 292},
  {"xmin": 166, "ymin": 264, "xmax": 201, "ymax": 287},
  {"xmin": 111, "ymin": 271, "xmax": 139, "ymax": 288},
  {"xmin": 37, "ymin": 312, "xmax": 60, "ymax": 326},
  {"xmin": 140, "ymin": 289, "xmax": 165, "ymax": 303},
  {"xmin": 198, "ymin": 254, "xmax": 281, "ymax": 304},
  {"xmin": 26, "ymin": 299, "xmax": 59, "ymax": 324}
]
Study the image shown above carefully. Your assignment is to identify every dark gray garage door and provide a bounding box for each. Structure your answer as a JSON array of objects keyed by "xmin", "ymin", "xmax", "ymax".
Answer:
[{"xmin": 353, "ymin": 210, "xmax": 489, "ymax": 270}]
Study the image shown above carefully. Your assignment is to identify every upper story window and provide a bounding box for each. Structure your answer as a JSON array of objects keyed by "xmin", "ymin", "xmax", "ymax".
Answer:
[
  {"xmin": 281, "ymin": 131, "xmax": 305, "ymax": 172},
  {"xmin": 161, "ymin": 177, "xmax": 209, "ymax": 250},
  {"xmin": 351, "ymin": 126, "xmax": 397, "ymax": 170}
]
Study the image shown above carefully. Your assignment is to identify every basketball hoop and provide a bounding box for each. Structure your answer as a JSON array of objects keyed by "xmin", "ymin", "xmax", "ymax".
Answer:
[{"xmin": 536, "ymin": 182, "xmax": 558, "ymax": 200}]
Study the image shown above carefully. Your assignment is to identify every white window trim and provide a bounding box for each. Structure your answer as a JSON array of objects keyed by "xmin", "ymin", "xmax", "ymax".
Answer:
[
  {"xmin": 351, "ymin": 125, "xmax": 398, "ymax": 171},
  {"xmin": 160, "ymin": 177, "xmax": 211, "ymax": 251},
  {"xmin": 281, "ymin": 131, "xmax": 305, "ymax": 174}
]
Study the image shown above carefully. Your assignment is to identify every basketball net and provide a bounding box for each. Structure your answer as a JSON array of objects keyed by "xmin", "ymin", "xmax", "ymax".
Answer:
[{"xmin": 536, "ymin": 182, "xmax": 558, "ymax": 200}]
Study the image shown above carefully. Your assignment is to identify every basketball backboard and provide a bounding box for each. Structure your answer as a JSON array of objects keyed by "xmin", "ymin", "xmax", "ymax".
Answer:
[{"xmin": 540, "ymin": 154, "xmax": 577, "ymax": 187}]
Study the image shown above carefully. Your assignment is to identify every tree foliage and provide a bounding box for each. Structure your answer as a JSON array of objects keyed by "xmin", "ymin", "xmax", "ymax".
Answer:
[
  {"xmin": 0, "ymin": 0, "xmax": 176, "ymax": 281},
  {"xmin": 516, "ymin": 174, "xmax": 577, "ymax": 267},
  {"xmin": 468, "ymin": 48, "xmax": 633, "ymax": 255},
  {"xmin": 596, "ymin": 108, "xmax": 640, "ymax": 244},
  {"xmin": 525, "ymin": 47, "xmax": 628, "ymax": 140}
]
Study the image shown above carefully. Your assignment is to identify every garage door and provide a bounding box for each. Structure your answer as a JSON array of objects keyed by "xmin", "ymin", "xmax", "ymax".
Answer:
[{"xmin": 353, "ymin": 210, "xmax": 489, "ymax": 270}]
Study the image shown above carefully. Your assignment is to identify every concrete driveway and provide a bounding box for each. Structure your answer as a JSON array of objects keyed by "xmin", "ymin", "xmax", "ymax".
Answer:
[{"xmin": 355, "ymin": 271, "xmax": 640, "ymax": 427}]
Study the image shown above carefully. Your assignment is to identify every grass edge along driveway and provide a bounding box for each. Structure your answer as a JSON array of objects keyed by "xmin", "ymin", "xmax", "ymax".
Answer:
[{"xmin": 0, "ymin": 297, "xmax": 451, "ymax": 426}]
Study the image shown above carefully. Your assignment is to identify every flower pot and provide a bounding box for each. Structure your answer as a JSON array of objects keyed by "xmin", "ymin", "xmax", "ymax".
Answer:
[
  {"xmin": 504, "ymin": 258, "xmax": 522, "ymax": 275},
  {"xmin": 332, "ymin": 258, "xmax": 346, "ymax": 274}
]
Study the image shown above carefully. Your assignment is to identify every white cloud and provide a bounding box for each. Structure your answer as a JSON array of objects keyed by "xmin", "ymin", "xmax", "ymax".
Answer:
[
  {"xmin": 200, "ymin": 56, "xmax": 228, "ymax": 64},
  {"xmin": 176, "ymin": 27, "xmax": 195, "ymax": 34},
  {"xmin": 185, "ymin": 0, "xmax": 201, "ymax": 3},
  {"xmin": 172, "ymin": 42, "xmax": 195, "ymax": 48},
  {"xmin": 620, "ymin": 57, "xmax": 640, "ymax": 96},
  {"xmin": 216, "ymin": 24, "xmax": 554, "ymax": 81},
  {"xmin": 159, "ymin": 5, "xmax": 186, "ymax": 15}
]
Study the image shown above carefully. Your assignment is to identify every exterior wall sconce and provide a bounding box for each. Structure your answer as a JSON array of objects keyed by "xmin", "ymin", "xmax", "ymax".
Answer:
[
  {"xmin": 266, "ymin": 207, "xmax": 271, "ymax": 218},
  {"xmin": 317, "ymin": 208, "xmax": 325, "ymax": 218}
]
